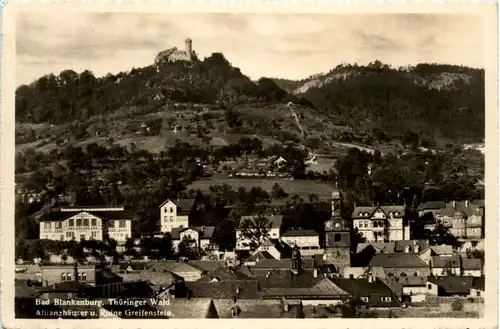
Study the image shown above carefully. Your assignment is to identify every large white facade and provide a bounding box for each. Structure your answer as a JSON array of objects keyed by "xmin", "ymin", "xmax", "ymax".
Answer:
[
  {"xmin": 352, "ymin": 206, "xmax": 410, "ymax": 242},
  {"xmin": 159, "ymin": 199, "xmax": 194, "ymax": 233},
  {"xmin": 39, "ymin": 207, "xmax": 136, "ymax": 243}
]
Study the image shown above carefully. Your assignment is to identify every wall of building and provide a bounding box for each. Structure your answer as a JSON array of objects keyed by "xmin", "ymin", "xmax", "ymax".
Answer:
[
  {"xmin": 39, "ymin": 212, "xmax": 105, "ymax": 241},
  {"xmin": 281, "ymin": 236, "xmax": 319, "ymax": 248},
  {"xmin": 161, "ymin": 201, "xmax": 191, "ymax": 232},
  {"xmin": 431, "ymin": 267, "xmax": 461, "ymax": 276},
  {"xmin": 463, "ymin": 269, "xmax": 482, "ymax": 277},
  {"xmin": 108, "ymin": 219, "xmax": 133, "ymax": 242},
  {"xmin": 41, "ymin": 265, "xmax": 97, "ymax": 286}
]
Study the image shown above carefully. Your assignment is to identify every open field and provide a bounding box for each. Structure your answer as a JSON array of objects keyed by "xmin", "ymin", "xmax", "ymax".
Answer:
[{"xmin": 188, "ymin": 176, "xmax": 334, "ymax": 200}]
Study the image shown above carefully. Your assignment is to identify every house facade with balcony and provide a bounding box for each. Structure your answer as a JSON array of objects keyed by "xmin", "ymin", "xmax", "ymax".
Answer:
[
  {"xmin": 435, "ymin": 200, "xmax": 484, "ymax": 241},
  {"xmin": 352, "ymin": 206, "xmax": 410, "ymax": 242},
  {"xmin": 38, "ymin": 206, "xmax": 139, "ymax": 243}
]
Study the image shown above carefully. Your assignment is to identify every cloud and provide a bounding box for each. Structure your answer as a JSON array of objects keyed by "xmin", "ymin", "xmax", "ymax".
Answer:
[{"xmin": 15, "ymin": 11, "xmax": 485, "ymax": 86}]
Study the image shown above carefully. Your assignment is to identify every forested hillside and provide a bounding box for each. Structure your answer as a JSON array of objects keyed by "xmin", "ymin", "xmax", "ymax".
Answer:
[{"xmin": 287, "ymin": 61, "xmax": 485, "ymax": 144}]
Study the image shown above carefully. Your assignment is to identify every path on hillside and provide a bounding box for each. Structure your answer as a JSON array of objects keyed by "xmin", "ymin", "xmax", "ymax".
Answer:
[{"xmin": 286, "ymin": 102, "xmax": 305, "ymax": 137}]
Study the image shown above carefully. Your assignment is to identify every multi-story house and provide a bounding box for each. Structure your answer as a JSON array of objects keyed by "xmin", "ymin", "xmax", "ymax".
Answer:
[
  {"xmin": 352, "ymin": 206, "xmax": 410, "ymax": 242},
  {"xmin": 158, "ymin": 199, "xmax": 196, "ymax": 233},
  {"xmin": 236, "ymin": 215, "xmax": 283, "ymax": 251},
  {"xmin": 39, "ymin": 206, "xmax": 139, "ymax": 243},
  {"xmin": 171, "ymin": 226, "xmax": 218, "ymax": 253},
  {"xmin": 435, "ymin": 201, "xmax": 484, "ymax": 240},
  {"xmin": 281, "ymin": 229, "xmax": 321, "ymax": 255}
]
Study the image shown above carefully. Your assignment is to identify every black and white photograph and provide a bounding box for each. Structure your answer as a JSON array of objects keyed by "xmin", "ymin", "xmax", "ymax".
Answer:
[{"xmin": 1, "ymin": 2, "xmax": 498, "ymax": 325}]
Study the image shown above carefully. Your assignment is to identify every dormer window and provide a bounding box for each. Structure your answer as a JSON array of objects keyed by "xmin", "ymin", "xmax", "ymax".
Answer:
[{"xmin": 395, "ymin": 212, "xmax": 400, "ymax": 216}]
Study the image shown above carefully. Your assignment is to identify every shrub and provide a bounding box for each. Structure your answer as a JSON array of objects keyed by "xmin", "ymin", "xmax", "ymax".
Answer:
[{"xmin": 451, "ymin": 299, "xmax": 464, "ymax": 311}]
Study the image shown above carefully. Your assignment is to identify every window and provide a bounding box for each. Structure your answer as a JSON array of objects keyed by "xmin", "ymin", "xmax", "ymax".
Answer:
[
  {"xmin": 360, "ymin": 297, "xmax": 369, "ymax": 302},
  {"xmin": 80, "ymin": 235, "xmax": 85, "ymax": 240},
  {"xmin": 61, "ymin": 273, "xmax": 67, "ymax": 281},
  {"xmin": 91, "ymin": 231, "xmax": 98, "ymax": 238},
  {"xmin": 334, "ymin": 234, "xmax": 341, "ymax": 242},
  {"xmin": 170, "ymin": 216, "xmax": 174, "ymax": 222},
  {"xmin": 381, "ymin": 297, "xmax": 392, "ymax": 302},
  {"xmin": 400, "ymin": 272, "xmax": 407, "ymax": 277},
  {"xmin": 373, "ymin": 221, "xmax": 378, "ymax": 228},
  {"xmin": 170, "ymin": 207, "xmax": 174, "ymax": 213},
  {"xmin": 477, "ymin": 291, "xmax": 481, "ymax": 297},
  {"xmin": 349, "ymin": 274, "xmax": 354, "ymax": 279},
  {"xmin": 78, "ymin": 273, "xmax": 87, "ymax": 281},
  {"xmin": 60, "ymin": 235, "xmax": 64, "ymax": 241},
  {"xmin": 55, "ymin": 222, "xmax": 62, "ymax": 229},
  {"xmin": 76, "ymin": 218, "xmax": 82, "ymax": 226},
  {"xmin": 125, "ymin": 235, "xmax": 129, "ymax": 239},
  {"xmin": 66, "ymin": 273, "xmax": 72, "ymax": 281},
  {"xmin": 119, "ymin": 220, "xmax": 126, "ymax": 228},
  {"xmin": 413, "ymin": 272, "xmax": 419, "ymax": 276},
  {"xmin": 387, "ymin": 272, "xmax": 394, "ymax": 277},
  {"xmin": 44, "ymin": 222, "xmax": 51, "ymax": 230},
  {"xmin": 83, "ymin": 218, "xmax": 89, "ymax": 226},
  {"xmin": 427, "ymin": 284, "xmax": 432, "ymax": 290},
  {"xmin": 69, "ymin": 219, "xmax": 74, "ymax": 227}
]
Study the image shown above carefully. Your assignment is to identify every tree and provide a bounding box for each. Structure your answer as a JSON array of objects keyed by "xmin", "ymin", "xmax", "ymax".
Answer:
[
  {"xmin": 271, "ymin": 183, "xmax": 287, "ymax": 199},
  {"xmin": 124, "ymin": 238, "xmax": 137, "ymax": 257},
  {"xmin": 239, "ymin": 214, "xmax": 271, "ymax": 250}
]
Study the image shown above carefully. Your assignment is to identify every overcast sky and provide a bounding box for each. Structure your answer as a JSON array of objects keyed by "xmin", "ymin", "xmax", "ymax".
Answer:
[{"xmin": 16, "ymin": 12, "xmax": 485, "ymax": 86}]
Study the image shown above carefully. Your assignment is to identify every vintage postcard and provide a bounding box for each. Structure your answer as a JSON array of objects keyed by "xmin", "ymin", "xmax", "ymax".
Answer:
[{"xmin": 1, "ymin": 1, "xmax": 498, "ymax": 328}]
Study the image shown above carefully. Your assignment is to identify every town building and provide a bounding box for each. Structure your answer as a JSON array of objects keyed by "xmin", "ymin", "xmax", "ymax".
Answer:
[
  {"xmin": 417, "ymin": 244, "xmax": 454, "ymax": 265},
  {"xmin": 171, "ymin": 226, "xmax": 218, "ymax": 253},
  {"xmin": 324, "ymin": 186, "xmax": 351, "ymax": 276},
  {"xmin": 281, "ymin": 230, "xmax": 321, "ymax": 256},
  {"xmin": 434, "ymin": 200, "xmax": 484, "ymax": 240},
  {"xmin": 430, "ymin": 255, "xmax": 462, "ymax": 276},
  {"xmin": 38, "ymin": 206, "xmax": 139, "ymax": 243},
  {"xmin": 158, "ymin": 198, "xmax": 196, "ymax": 233},
  {"xmin": 332, "ymin": 276, "xmax": 401, "ymax": 308},
  {"xmin": 40, "ymin": 263, "xmax": 121, "ymax": 287},
  {"xmin": 368, "ymin": 253, "xmax": 431, "ymax": 277},
  {"xmin": 351, "ymin": 205, "xmax": 410, "ymax": 242},
  {"xmin": 417, "ymin": 201, "xmax": 447, "ymax": 218},
  {"xmin": 461, "ymin": 258, "xmax": 483, "ymax": 277},
  {"xmin": 426, "ymin": 276, "xmax": 474, "ymax": 296},
  {"xmin": 236, "ymin": 215, "xmax": 283, "ymax": 251}
]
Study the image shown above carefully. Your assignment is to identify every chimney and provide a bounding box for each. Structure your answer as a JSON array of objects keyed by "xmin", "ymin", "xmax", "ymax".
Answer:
[
  {"xmin": 368, "ymin": 275, "xmax": 374, "ymax": 283},
  {"xmin": 465, "ymin": 200, "xmax": 469, "ymax": 208},
  {"xmin": 453, "ymin": 201, "xmax": 456, "ymax": 208},
  {"xmin": 313, "ymin": 268, "xmax": 318, "ymax": 278},
  {"xmin": 74, "ymin": 263, "xmax": 78, "ymax": 282},
  {"xmin": 282, "ymin": 297, "xmax": 289, "ymax": 312}
]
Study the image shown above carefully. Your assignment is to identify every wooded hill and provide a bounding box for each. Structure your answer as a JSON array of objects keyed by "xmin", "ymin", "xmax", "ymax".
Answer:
[{"xmin": 16, "ymin": 55, "xmax": 484, "ymax": 148}]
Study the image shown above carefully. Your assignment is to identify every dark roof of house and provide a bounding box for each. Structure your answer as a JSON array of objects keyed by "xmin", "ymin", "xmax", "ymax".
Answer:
[
  {"xmin": 472, "ymin": 276, "xmax": 485, "ymax": 290},
  {"xmin": 244, "ymin": 251, "xmax": 277, "ymax": 263},
  {"xmin": 167, "ymin": 298, "xmax": 219, "ymax": 318},
  {"xmin": 351, "ymin": 206, "xmax": 406, "ymax": 219},
  {"xmin": 170, "ymin": 226, "xmax": 216, "ymax": 240},
  {"xmin": 239, "ymin": 215, "xmax": 283, "ymax": 230},
  {"xmin": 439, "ymin": 201, "xmax": 483, "ymax": 218},
  {"xmin": 187, "ymin": 280, "xmax": 260, "ymax": 299},
  {"xmin": 369, "ymin": 253, "xmax": 428, "ymax": 268},
  {"xmin": 39, "ymin": 209, "xmax": 138, "ymax": 222},
  {"xmin": 382, "ymin": 276, "xmax": 429, "ymax": 297},
  {"xmin": 188, "ymin": 261, "xmax": 226, "ymax": 273},
  {"xmin": 256, "ymin": 269, "xmax": 319, "ymax": 289},
  {"xmin": 472, "ymin": 200, "xmax": 485, "ymax": 208},
  {"xmin": 332, "ymin": 278, "xmax": 401, "ymax": 307},
  {"xmin": 252, "ymin": 258, "xmax": 314, "ymax": 270},
  {"xmin": 261, "ymin": 278, "xmax": 350, "ymax": 298},
  {"xmin": 462, "ymin": 258, "xmax": 482, "ymax": 271},
  {"xmin": 159, "ymin": 198, "xmax": 196, "ymax": 212},
  {"xmin": 197, "ymin": 266, "xmax": 255, "ymax": 282},
  {"xmin": 119, "ymin": 262, "xmax": 149, "ymax": 271},
  {"xmin": 356, "ymin": 242, "xmax": 396, "ymax": 254},
  {"xmin": 394, "ymin": 240, "xmax": 430, "ymax": 252},
  {"xmin": 431, "ymin": 255, "xmax": 461, "ymax": 268},
  {"xmin": 281, "ymin": 230, "xmax": 319, "ymax": 237},
  {"xmin": 417, "ymin": 201, "xmax": 447, "ymax": 211},
  {"xmin": 15, "ymin": 280, "xmax": 41, "ymax": 298},
  {"xmin": 427, "ymin": 276, "xmax": 474, "ymax": 294}
]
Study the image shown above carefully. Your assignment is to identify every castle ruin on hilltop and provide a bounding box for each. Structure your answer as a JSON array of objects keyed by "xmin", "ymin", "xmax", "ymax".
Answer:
[{"xmin": 155, "ymin": 38, "xmax": 194, "ymax": 64}]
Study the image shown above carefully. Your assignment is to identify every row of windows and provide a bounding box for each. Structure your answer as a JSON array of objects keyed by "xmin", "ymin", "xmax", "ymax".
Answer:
[
  {"xmin": 359, "ymin": 296, "xmax": 391, "ymax": 302},
  {"xmin": 164, "ymin": 216, "xmax": 176, "ymax": 222},
  {"xmin": 61, "ymin": 272, "xmax": 87, "ymax": 281},
  {"xmin": 67, "ymin": 218, "xmax": 98, "ymax": 227},
  {"xmin": 387, "ymin": 272, "xmax": 420, "ymax": 277},
  {"xmin": 163, "ymin": 207, "xmax": 175, "ymax": 213}
]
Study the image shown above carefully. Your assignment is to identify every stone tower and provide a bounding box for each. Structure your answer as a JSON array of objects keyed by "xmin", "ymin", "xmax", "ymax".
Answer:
[
  {"xmin": 185, "ymin": 38, "xmax": 193, "ymax": 60},
  {"xmin": 324, "ymin": 183, "xmax": 351, "ymax": 276}
]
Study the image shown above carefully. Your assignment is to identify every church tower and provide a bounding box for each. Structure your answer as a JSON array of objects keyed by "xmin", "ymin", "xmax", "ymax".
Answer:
[{"xmin": 324, "ymin": 183, "xmax": 351, "ymax": 276}]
